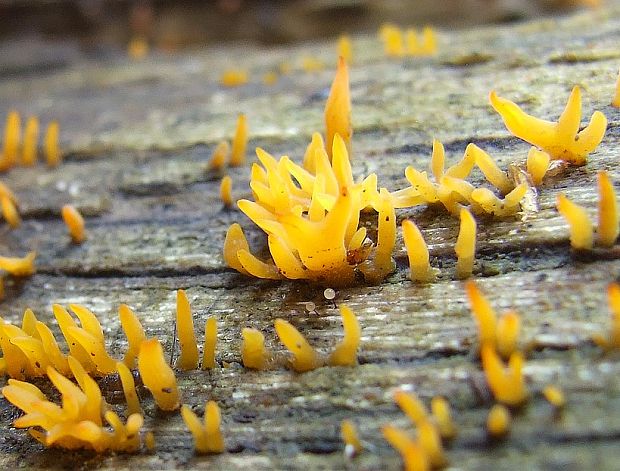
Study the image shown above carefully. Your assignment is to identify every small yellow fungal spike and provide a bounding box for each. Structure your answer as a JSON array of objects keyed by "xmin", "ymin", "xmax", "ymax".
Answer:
[
  {"xmin": 145, "ymin": 431, "xmax": 155, "ymax": 451},
  {"xmin": 44, "ymin": 120, "xmax": 61, "ymax": 167},
  {"xmin": 0, "ymin": 182, "xmax": 18, "ymax": 205},
  {"xmin": 302, "ymin": 132, "xmax": 325, "ymax": 173},
  {"xmin": 61, "ymin": 205, "xmax": 86, "ymax": 243},
  {"xmin": 430, "ymin": 139, "xmax": 445, "ymax": 182},
  {"xmin": 402, "ymin": 219, "xmax": 435, "ymax": 283},
  {"xmin": 613, "ymin": 68, "xmax": 620, "ymax": 108},
  {"xmin": 489, "ymin": 87, "xmax": 607, "ymax": 165},
  {"xmin": 138, "ymin": 338, "xmax": 180, "ymax": 411},
  {"xmin": 301, "ymin": 56, "xmax": 325, "ymax": 72},
  {"xmin": 1, "ymin": 195, "xmax": 20, "ymax": 228},
  {"xmin": 543, "ymin": 385, "xmax": 566, "ymax": 409},
  {"xmin": 470, "ymin": 144, "xmax": 513, "ymax": 195},
  {"xmin": 556, "ymin": 194, "xmax": 594, "ymax": 250},
  {"xmin": 417, "ymin": 419, "xmax": 447, "ymax": 468},
  {"xmin": 325, "ymin": 57, "xmax": 352, "ymax": 159},
  {"xmin": 420, "ymin": 26, "xmax": 438, "ymax": 56},
  {"xmin": 67, "ymin": 325, "xmax": 117, "ymax": 375},
  {"xmin": 337, "ymin": 35, "xmax": 353, "ymax": 64},
  {"xmin": 36, "ymin": 321, "xmax": 70, "ymax": 375},
  {"xmin": 208, "ymin": 140, "xmax": 229, "ymax": 171},
  {"xmin": 593, "ymin": 282, "xmax": 620, "ymax": 351},
  {"xmin": 487, "ymin": 404, "xmax": 510, "ymax": 438},
  {"xmin": 262, "ymin": 71, "xmax": 278, "ymax": 86},
  {"xmin": 119, "ymin": 304, "xmax": 146, "ymax": 369},
  {"xmin": 220, "ymin": 70, "xmax": 248, "ymax": 87},
  {"xmin": 379, "ymin": 24, "xmax": 405, "ymax": 58},
  {"xmin": 431, "ymin": 397, "xmax": 456, "ymax": 441},
  {"xmin": 481, "ymin": 345, "xmax": 528, "ymax": 407},
  {"xmin": 21, "ymin": 116, "xmax": 39, "ymax": 166},
  {"xmin": 274, "ymin": 318, "xmax": 320, "ymax": 372},
  {"xmin": 1, "ymin": 111, "xmax": 21, "ymax": 171},
  {"xmin": 382, "ymin": 425, "xmax": 429, "ymax": 471},
  {"xmin": 526, "ymin": 147, "xmax": 551, "ymax": 186},
  {"xmin": 361, "ymin": 188, "xmax": 396, "ymax": 283},
  {"xmin": 341, "ymin": 419, "xmax": 362, "ymax": 456},
  {"xmin": 223, "ymin": 223, "xmax": 251, "ymax": 275},
  {"xmin": 0, "ymin": 251, "xmax": 36, "ymax": 276},
  {"xmin": 597, "ymin": 171, "xmax": 618, "ymax": 247},
  {"xmin": 455, "ymin": 207, "xmax": 476, "ymax": 279},
  {"xmin": 176, "ymin": 289, "xmax": 199, "ymax": 370},
  {"xmin": 181, "ymin": 401, "xmax": 225, "ymax": 454},
  {"xmin": 496, "ymin": 310, "xmax": 520, "ymax": 360},
  {"xmin": 230, "ymin": 114, "xmax": 248, "ymax": 167},
  {"xmin": 220, "ymin": 175, "xmax": 233, "ymax": 208},
  {"xmin": 202, "ymin": 317, "xmax": 217, "ymax": 370},
  {"xmin": 127, "ymin": 36, "xmax": 149, "ymax": 60},
  {"xmin": 116, "ymin": 362, "xmax": 141, "ymax": 416},
  {"xmin": 405, "ymin": 29, "xmax": 420, "ymax": 56},
  {"xmin": 393, "ymin": 390, "xmax": 428, "ymax": 425},
  {"xmin": 53, "ymin": 304, "xmax": 95, "ymax": 373},
  {"xmin": 328, "ymin": 304, "xmax": 361, "ymax": 366},
  {"xmin": 241, "ymin": 327, "xmax": 268, "ymax": 370}
]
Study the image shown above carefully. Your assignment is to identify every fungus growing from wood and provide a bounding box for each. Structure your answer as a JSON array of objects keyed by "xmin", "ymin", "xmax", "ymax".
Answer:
[
  {"xmin": 379, "ymin": 24, "xmax": 405, "ymax": 57},
  {"xmin": 220, "ymin": 70, "xmax": 248, "ymax": 87},
  {"xmin": 119, "ymin": 304, "xmax": 146, "ymax": 369},
  {"xmin": 325, "ymin": 56, "xmax": 351, "ymax": 158},
  {"xmin": 241, "ymin": 327, "xmax": 268, "ymax": 370},
  {"xmin": 402, "ymin": 219, "xmax": 434, "ymax": 283},
  {"xmin": 44, "ymin": 120, "xmax": 61, "ymax": 167},
  {"xmin": 117, "ymin": 361, "xmax": 141, "ymax": 416},
  {"xmin": 341, "ymin": 419, "xmax": 362, "ymax": 457},
  {"xmin": 1, "ymin": 195, "xmax": 20, "ymax": 228},
  {"xmin": 489, "ymin": 86, "xmax": 607, "ymax": 165},
  {"xmin": 543, "ymin": 385, "xmax": 566, "ymax": 409},
  {"xmin": 230, "ymin": 114, "xmax": 248, "ymax": 166},
  {"xmin": 0, "ymin": 251, "xmax": 36, "ymax": 276},
  {"xmin": 592, "ymin": 282, "xmax": 620, "ymax": 352},
  {"xmin": 481, "ymin": 345, "xmax": 528, "ymax": 407},
  {"xmin": 382, "ymin": 424, "xmax": 429, "ymax": 471},
  {"xmin": 337, "ymin": 35, "xmax": 352, "ymax": 64},
  {"xmin": 327, "ymin": 304, "xmax": 361, "ymax": 367},
  {"xmin": 526, "ymin": 147, "xmax": 551, "ymax": 186},
  {"xmin": 208, "ymin": 140, "xmax": 229, "ymax": 171},
  {"xmin": 470, "ymin": 144, "xmax": 513, "ymax": 195},
  {"xmin": 220, "ymin": 175, "xmax": 233, "ymax": 207},
  {"xmin": 175, "ymin": 289, "xmax": 199, "ymax": 370},
  {"xmin": 21, "ymin": 116, "xmax": 38, "ymax": 166},
  {"xmin": 431, "ymin": 397, "xmax": 456, "ymax": 441},
  {"xmin": 613, "ymin": 68, "xmax": 620, "ymax": 108},
  {"xmin": 181, "ymin": 401, "xmax": 225, "ymax": 454},
  {"xmin": 138, "ymin": 338, "xmax": 180, "ymax": 411},
  {"xmin": 487, "ymin": 404, "xmax": 510, "ymax": 438},
  {"xmin": 61, "ymin": 205, "xmax": 86, "ymax": 243},
  {"xmin": 274, "ymin": 318, "xmax": 320, "ymax": 372},
  {"xmin": 202, "ymin": 317, "xmax": 217, "ymax": 369},
  {"xmin": 597, "ymin": 170, "xmax": 618, "ymax": 247},
  {"xmin": 1, "ymin": 111, "xmax": 20, "ymax": 171},
  {"xmin": 556, "ymin": 194, "xmax": 594, "ymax": 250},
  {"xmin": 455, "ymin": 207, "xmax": 476, "ymax": 279}
]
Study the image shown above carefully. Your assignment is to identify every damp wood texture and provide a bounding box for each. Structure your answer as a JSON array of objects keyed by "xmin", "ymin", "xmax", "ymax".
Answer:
[{"xmin": 2, "ymin": 3, "xmax": 620, "ymax": 470}]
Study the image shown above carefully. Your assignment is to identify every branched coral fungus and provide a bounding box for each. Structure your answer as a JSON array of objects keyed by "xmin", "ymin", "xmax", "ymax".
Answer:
[
  {"xmin": 490, "ymin": 86, "xmax": 607, "ymax": 165},
  {"xmin": 382, "ymin": 425, "xmax": 429, "ymax": 471},
  {"xmin": 481, "ymin": 345, "xmax": 528, "ymax": 407},
  {"xmin": 181, "ymin": 401, "xmax": 225, "ymax": 454}
]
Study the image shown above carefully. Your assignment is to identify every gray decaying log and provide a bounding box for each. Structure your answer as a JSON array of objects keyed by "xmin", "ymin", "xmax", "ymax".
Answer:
[{"xmin": 2, "ymin": 3, "xmax": 620, "ymax": 470}]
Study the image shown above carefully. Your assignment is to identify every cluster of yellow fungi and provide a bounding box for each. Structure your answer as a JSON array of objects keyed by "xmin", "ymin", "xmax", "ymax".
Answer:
[{"xmin": 379, "ymin": 24, "xmax": 438, "ymax": 57}]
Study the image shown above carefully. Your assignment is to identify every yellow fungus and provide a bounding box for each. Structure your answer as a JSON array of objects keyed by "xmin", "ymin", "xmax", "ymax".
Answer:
[
  {"xmin": 137, "ymin": 338, "xmax": 180, "ymax": 411},
  {"xmin": 61, "ymin": 205, "xmax": 86, "ymax": 244},
  {"xmin": 379, "ymin": 24, "xmax": 405, "ymax": 57},
  {"xmin": 0, "ymin": 251, "xmax": 36, "ymax": 276},
  {"xmin": 127, "ymin": 36, "xmax": 149, "ymax": 60},
  {"xmin": 220, "ymin": 175, "xmax": 233, "ymax": 208},
  {"xmin": 556, "ymin": 193, "xmax": 593, "ymax": 250},
  {"xmin": 262, "ymin": 71, "xmax": 278, "ymax": 86},
  {"xmin": 495, "ymin": 310, "xmax": 520, "ymax": 360},
  {"xmin": 176, "ymin": 289, "xmax": 199, "ymax": 370},
  {"xmin": 481, "ymin": 345, "xmax": 528, "ymax": 407},
  {"xmin": 341, "ymin": 419, "xmax": 362, "ymax": 456},
  {"xmin": 543, "ymin": 385, "xmax": 566, "ymax": 409},
  {"xmin": 489, "ymin": 86, "xmax": 607, "ymax": 165},
  {"xmin": 328, "ymin": 304, "xmax": 361, "ymax": 366},
  {"xmin": 21, "ymin": 116, "xmax": 38, "ymax": 166},
  {"xmin": 360, "ymin": 188, "xmax": 396, "ymax": 283},
  {"xmin": 592, "ymin": 282, "xmax": 620, "ymax": 351},
  {"xmin": 220, "ymin": 70, "xmax": 248, "ymax": 87},
  {"xmin": 145, "ymin": 431, "xmax": 155, "ymax": 451},
  {"xmin": 455, "ymin": 207, "xmax": 476, "ymax": 279},
  {"xmin": 487, "ymin": 404, "xmax": 510, "ymax": 438},
  {"xmin": 597, "ymin": 170, "xmax": 618, "ymax": 247},
  {"xmin": 526, "ymin": 147, "xmax": 550, "ymax": 186},
  {"xmin": 230, "ymin": 114, "xmax": 248, "ymax": 167},
  {"xmin": 44, "ymin": 120, "xmax": 61, "ymax": 167},
  {"xmin": 53, "ymin": 304, "xmax": 96, "ymax": 373},
  {"xmin": 301, "ymin": 56, "xmax": 325, "ymax": 72},
  {"xmin": 1, "ymin": 195, "xmax": 20, "ymax": 228},
  {"xmin": 405, "ymin": 29, "xmax": 420, "ymax": 56},
  {"xmin": 402, "ymin": 219, "xmax": 435, "ymax": 283},
  {"xmin": 208, "ymin": 140, "xmax": 229, "ymax": 171},
  {"xmin": 202, "ymin": 317, "xmax": 217, "ymax": 370},
  {"xmin": 1, "ymin": 111, "xmax": 21, "ymax": 171},
  {"xmin": 471, "ymin": 184, "xmax": 527, "ymax": 218},
  {"xmin": 420, "ymin": 27, "xmax": 438, "ymax": 56},
  {"xmin": 223, "ymin": 223, "xmax": 251, "ymax": 275},
  {"xmin": 36, "ymin": 320, "xmax": 70, "ymax": 375},
  {"xmin": 181, "ymin": 401, "xmax": 225, "ymax": 454},
  {"xmin": 0, "ymin": 319, "xmax": 37, "ymax": 379},
  {"xmin": 382, "ymin": 425, "xmax": 429, "ymax": 471},
  {"xmin": 393, "ymin": 390, "xmax": 428, "ymax": 425},
  {"xmin": 274, "ymin": 318, "xmax": 320, "ymax": 372},
  {"xmin": 0, "ymin": 181, "xmax": 18, "ymax": 205},
  {"xmin": 337, "ymin": 35, "xmax": 352, "ymax": 64},
  {"xmin": 470, "ymin": 144, "xmax": 513, "ymax": 195},
  {"xmin": 119, "ymin": 304, "xmax": 146, "ymax": 369},
  {"xmin": 117, "ymin": 362, "xmax": 141, "ymax": 416},
  {"xmin": 613, "ymin": 68, "xmax": 620, "ymax": 107},
  {"xmin": 325, "ymin": 56, "xmax": 352, "ymax": 159},
  {"xmin": 241, "ymin": 327, "xmax": 268, "ymax": 369},
  {"xmin": 431, "ymin": 397, "xmax": 456, "ymax": 441}
]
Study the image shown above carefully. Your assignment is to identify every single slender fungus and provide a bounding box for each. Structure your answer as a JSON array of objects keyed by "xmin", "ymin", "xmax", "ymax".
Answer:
[
  {"xmin": 324, "ymin": 56, "xmax": 352, "ymax": 159},
  {"xmin": 337, "ymin": 35, "xmax": 352, "ymax": 64},
  {"xmin": 481, "ymin": 344, "xmax": 528, "ymax": 407},
  {"xmin": 420, "ymin": 26, "xmax": 438, "ymax": 56},
  {"xmin": 1, "ymin": 111, "xmax": 21, "ymax": 170},
  {"xmin": 489, "ymin": 86, "xmax": 607, "ymax": 165},
  {"xmin": 379, "ymin": 24, "xmax": 405, "ymax": 57},
  {"xmin": 21, "ymin": 116, "xmax": 39, "ymax": 166},
  {"xmin": 44, "ymin": 120, "xmax": 61, "ymax": 167},
  {"xmin": 455, "ymin": 207, "xmax": 476, "ymax": 279},
  {"xmin": 402, "ymin": 219, "xmax": 435, "ymax": 283},
  {"xmin": 543, "ymin": 385, "xmax": 566, "ymax": 409},
  {"xmin": 405, "ymin": 29, "xmax": 420, "ymax": 56},
  {"xmin": 302, "ymin": 56, "xmax": 325, "ymax": 72},
  {"xmin": 241, "ymin": 327, "xmax": 268, "ymax": 370},
  {"xmin": 556, "ymin": 194, "xmax": 593, "ymax": 250},
  {"xmin": 53, "ymin": 304, "xmax": 96, "ymax": 373},
  {"xmin": 470, "ymin": 144, "xmax": 513, "ymax": 195},
  {"xmin": 223, "ymin": 223, "xmax": 250, "ymax": 275},
  {"xmin": 431, "ymin": 397, "xmax": 456, "ymax": 441},
  {"xmin": 202, "ymin": 318, "xmax": 217, "ymax": 370},
  {"xmin": 592, "ymin": 282, "xmax": 620, "ymax": 351},
  {"xmin": 495, "ymin": 310, "xmax": 520, "ymax": 360},
  {"xmin": 220, "ymin": 70, "xmax": 248, "ymax": 87},
  {"xmin": 526, "ymin": 147, "xmax": 551, "ymax": 186},
  {"xmin": 274, "ymin": 318, "xmax": 320, "ymax": 372},
  {"xmin": 0, "ymin": 251, "xmax": 36, "ymax": 276},
  {"xmin": 328, "ymin": 304, "xmax": 361, "ymax": 366},
  {"xmin": 229, "ymin": 114, "xmax": 248, "ymax": 167},
  {"xmin": 262, "ymin": 71, "xmax": 278, "ymax": 86},
  {"xmin": 119, "ymin": 304, "xmax": 146, "ymax": 369},
  {"xmin": 1, "ymin": 195, "xmax": 20, "ymax": 228},
  {"xmin": 181, "ymin": 401, "xmax": 225, "ymax": 454},
  {"xmin": 393, "ymin": 390, "xmax": 428, "ymax": 425},
  {"xmin": 61, "ymin": 205, "xmax": 86, "ymax": 243},
  {"xmin": 208, "ymin": 140, "xmax": 229, "ymax": 171},
  {"xmin": 382, "ymin": 425, "xmax": 429, "ymax": 471},
  {"xmin": 176, "ymin": 289, "xmax": 199, "ymax": 370},
  {"xmin": 341, "ymin": 419, "xmax": 362, "ymax": 457},
  {"xmin": 612, "ymin": 68, "xmax": 620, "ymax": 108},
  {"xmin": 116, "ymin": 362, "xmax": 141, "ymax": 416},
  {"xmin": 220, "ymin": 175, "xmax": 233, "ymax": 207},
  {"xmin": 0, "ymin": 182, "xmax": 18, "ymax": 205},
  {"xmin": 138, "ymin": 338, "xmax": 180, "ymax": 411},
  {"xmin": 597, "ymin": 170, "xmax": 618, "ymax": 247},
  {"xmin": 145, "ymin": 431, "xmax": 155, "ymax": 451},
  {"xmin": 487, "ymin": 404, "xmax": 510, "ymax": 439}
]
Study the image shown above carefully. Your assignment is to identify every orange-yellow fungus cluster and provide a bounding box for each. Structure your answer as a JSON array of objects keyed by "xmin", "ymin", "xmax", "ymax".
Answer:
[
  {"xmin": 556, "ymin": 170, "xmax": 618, "ymax": 250},
  {"xmin": 379, "ymin": 24, "xmax": 405, "ymax": 57},
  {"xmin": 486, "ymin": 404, "xmax": 510, "ymax": 439},
  {"xmin": 2, "ymin": 358, "xmax": 144, "ymax": 452},
  {"xmin": 379, "ymin": 24, "xmax": 438, "ymax": 58},
  {"xmin": 430, "ymin": 397, "xmax": 456, "ymax": 441},
  {"xmin": 61, "ymin": 204, "xmax": 86, "ymax": 244},
  {"xmin": 490, "ymin": 86, "xmax": 607, "ymax": 165},
  {"xmin": 382, "ymin": 424, "xmax": 429, "ymax": 471},
  {"xmin": 208, "ymin": 140, "xmax": 230, "ymax": 171},
  {"xmin": 592, "ymin": 282, "xmax": 620, "ymax": 351},
  {"xmin": 341, "ymin": 419, "xmax": 362, "ymax": 457},
  {"xmin": 207, "ymin": 115, "xmax": 248, "ymax": 172},
  {"xmin": 455, "ymin": 208, "xmax": 476, "ymax": 279},
  {"xmin": 0, "ymin": 250, "xmax": 36, "ymax": 276},
  {"xmin": 138, "ymin": 338, "xmax": 180, "ymax": 411},
  {"xmin": 181, "ymin": 401, "xmax": 225, "ymax": 454},
  {"xmin": 220, "ymin": 69, "xmax": 248, "ymax": 87}
]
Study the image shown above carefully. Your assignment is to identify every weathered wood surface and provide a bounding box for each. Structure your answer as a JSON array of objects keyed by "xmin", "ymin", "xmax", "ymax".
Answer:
[{"xmin": 1, "ymin": 3, "xmax": 620, "ymax": 470}]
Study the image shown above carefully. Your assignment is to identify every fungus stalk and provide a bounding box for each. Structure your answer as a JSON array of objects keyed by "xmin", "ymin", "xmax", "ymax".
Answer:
[
  {"xmin": 116, "ymin": 362, "xmax": 141, "ymax": 416},
  {"xmin": 556, "ymin": 194, "xmax": 593, "ymax": 250},
  {"xmin": 241, "ymin": 328, "xmax": 268, "ymax": 370},
  {"xmin": 526, "ymin": 147, "xmax": 550, "ymax": 186},
  {"xmin": 455, "ymin": 208, "xmax": 476, "ymax": 279},
  {"xmin": 176, "ymin": 289, "xmax": 199, "ymax": 370},
  {"xmin": 382, "ymin": 425, "xmax": 429, "ymax": 471},
  {"xmin": 402, "ymin": 219, "xmax": 435, "ymax": 283},
  {"xmin": 61, "ymin": 205, "xmax": 86, "ymax": 244},
  {"xmin": 324, "ymin": 56, "xmax": 351, "ymax": 158},
  {"xmin": 181, "ymin": 401, "xmax": 224, "ymax": 454},
  {"xmin": 202, "ymin": 318, "xmax": 217, "ymax": 370},
  {"xmin": 21, "ymin": 116, "xmax": 38, "ymax": 166},
  {"xmin": 1, "ymin": 111, "xmax": 20, "ymax": 170},
  {"xmin": 341, "ymin": 419, "xmax": 362, "ymax": 457},
  {"xmin": 487, "ymin": 404, "xmax": 510, "ymax": 438},
  {"xmin": 597, "ymin": 170, "xmax": 618, "ymax": 247},
  {"xmin": 481, "ymin": 345, "xmax": 528, "ymax": 407},
  {"xmin": 208, "ymin": 140, "xmax": 229, "ymax": 171},
  {"xmin": 138, "ymin": 338, "xmax": 180, "ymax": 411},
  {"xmin": 220, "ymin": 175, "xmax": 233, "ymax": 208},
  {"xmin": 44, "ymin": 120, "xmax": 61, "ymax": 167},
  {"xmin": 274, "ymin": 319, "xmax": 320, "ymax": 372},
  {"xmin": 229, "ymin": 114, "xmax": 248, "ymax": 166},
  {"xmin": 328, "ymin": 304, "xmax": 361, "ymax": 366}
]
